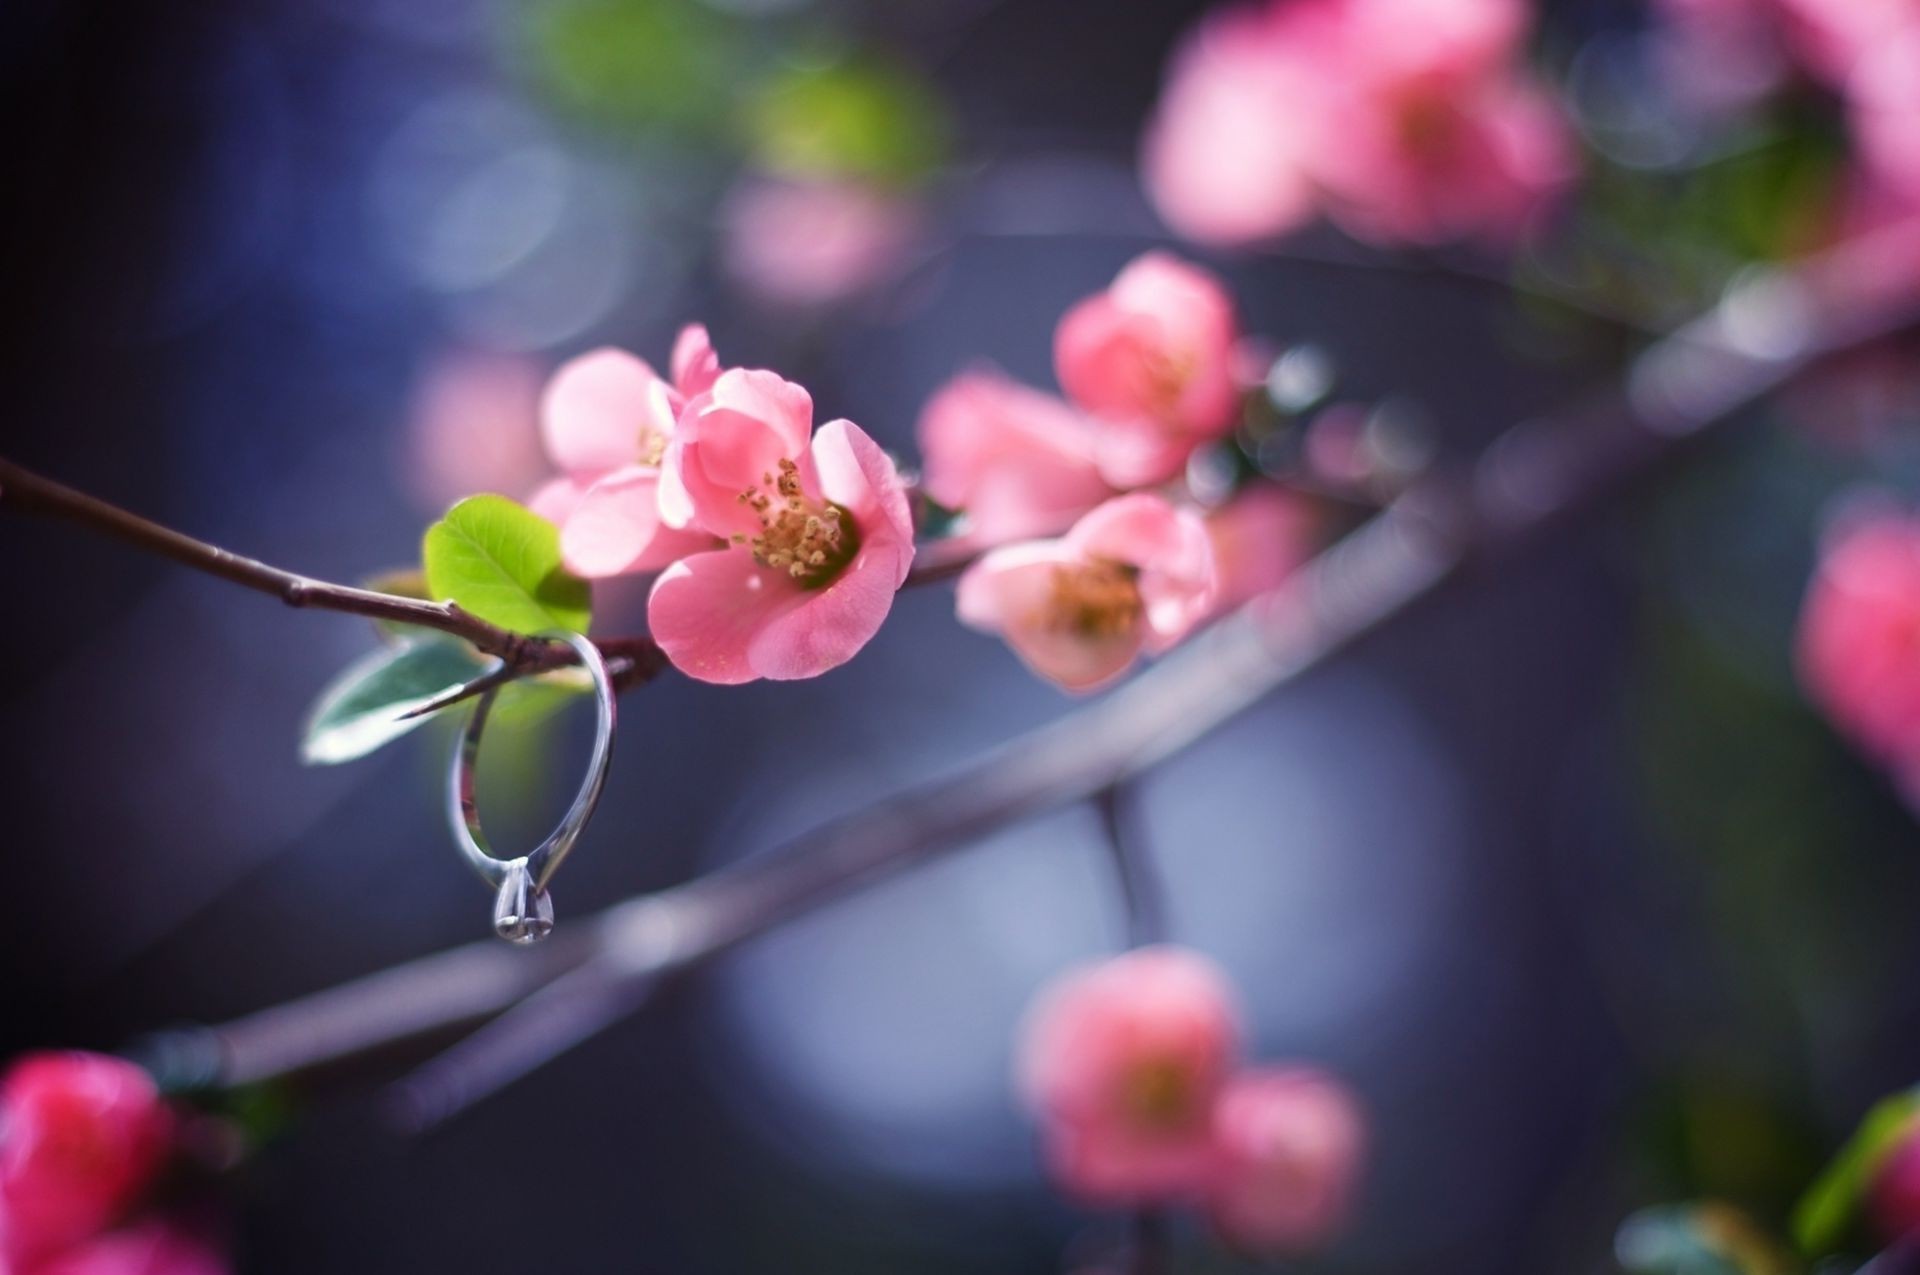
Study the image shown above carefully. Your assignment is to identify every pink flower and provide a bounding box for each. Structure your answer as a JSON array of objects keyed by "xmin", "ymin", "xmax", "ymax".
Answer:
[
  {"xmin": 1796, "ymin": 503, "xmax": 1920, "ymax": 802},
  {"xmin": 1017, "ymin": 947, "xmax": 1243, "ymax": 1204},
  {"xmin": 0, "ymin": 1055, "xmax": 172, "ymax": 1266},
  {"xmin": 1205, "ymin": 487, "xmax": 1318, "ymax": 615},
  {"xmin": 1142, "ymin": 4, "xmax": 1320, "ymax": 247},
  {"xmin": 528, "ymin": 328, "xmax": 725, "ymax": 580},
  {"xmin": 720, "ymin": 177, "xmax": 923, "ymax": 310},
  {"xmin": 402, "ymin": 349, "xmax": 547, "ymax": 515},
  {"xmin": 916, "ymin": 369, "xmax": 1111, "ymax": 544},
  {"xmin": 27, "ymin": 1222, "xmax": 228, "ymax": 1275},
  {"xmin": 1055, "ymin": 255, "xmax": 1242, "ymax": 487},
  {"xmin": 647, "ymin": 369, "xmax": 915, "ymax": 683},
  {"xmin": 1204, "ymin": 1068, "xmax": 1367, "ymax": 1255},
  {"xmin": 957, "ymin": 494, "xmax": 1218, "ymax": 692},
  {"xmin": 1849, "ymin": 24, "xmax": 1920, "ymax": 202}
]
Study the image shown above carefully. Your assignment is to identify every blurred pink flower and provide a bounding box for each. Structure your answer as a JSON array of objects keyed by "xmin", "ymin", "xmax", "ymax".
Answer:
[
  {"xmin": 1142, "ymin": 4, "xmax": 1319, "ymax": 247},
  {"xmin": 1205, "ymin": 486, "xmax": 1318, "ymax": 615},
  {"xmin": 1797, "ymin": 503, "xmax": 1920, "ymax": 802},
  {"xmin": 1871, "ymin": 1119, "xmax": 1920, "ymax": 1242},
  {"xmin": 1142, "ymin": 0, "xmax": 1571, "ymax": 249},
  {"xmin": 648, "ymin": 369, "xmax": 915, "ymax": 683},
  {"xmin": 0, "ymin": 1055, "xmax": 172, "ymax": 1267},
  {"xmin": 721, "ymin": 177, "xmax": 922, "ymax": 310},
  {"xmin": 1017, "ymin": 946, "xmax": 1243, "ymax": 1204},
  {"xmin": 529, "ymin": 331, "xmax": 724, "ymax": 580},
  {"xmin": 1204, "ymin": 1067, "xmax": 1367, "ymax": 1256},
  {"xmin": 402, "ymin": 349, "xmax": 548, "ymax": 514},
  {"xmin": 1849, "ymin": 24, "xmax": 1920, "ymax": 202},
  {"xmin": 27, "ymin": 1222, "xmax": 227, "ymax": 1275},
  {"xmin": 1055, "ymin": 255, "xmax": 1242, "ymax": 487},
  {"xmin": 916, "ymin": 368, "xmax": 1111, "ymax": 544},
  {"xmin": 958, "ymin": 494, "xmax": 1218, "ymax": 691}
]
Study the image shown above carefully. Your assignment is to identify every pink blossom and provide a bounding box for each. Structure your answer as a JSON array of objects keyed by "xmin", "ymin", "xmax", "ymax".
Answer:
[
  {"xmin": 1796, "ymin": 503, "xmax": 1920, "ymax": 802},
  {"xmin": 1055, "ymin": 255, "xmax": 1243, "ymax": 487},
  {"xmin": 720, "ymin": 177, "xmax": 922, "ymax": 310},
  {"xmin": 916, "ymin": 369, "xmax": 1111, "ymax": 544},
  {"xmin": 529, "ymin": 330, "xmax": 725, "ymax": 580},
  {"xmin": 957, "ymin": 494, "xmax": 1218, "ymax": 692},
  {"xmin": 0, "ymin": 1055, "xmax": 172, "ymax": 1267},
  {"xmin": 1205, "ymin": 487, "xmax": 1318, "ymax": 615},
  {"xmin": 402, "ymin": 349, "xmax": 547, "ymax": 514},
  {"xmin": 648, "ymin": 369, "xmax": 915, "ymax": 683},
  {"xmin": 27, "ymin": 1222, "xmax": 228, "ymax": 1275},
  {"xmin": 1849, "ymin": 24, "xmax": 1920, "ymax": 202},
  {"xmin": 1017, "ymin": 946, "xmax": 1243, "ymax": 1204},
  {"xmin": 1142, "ymin": 4, "xmax": 1319, "ymax": 247},
  {"xmin": 1204, "ymin": 1068, "xmax": 1367, "ymax": 1255}
]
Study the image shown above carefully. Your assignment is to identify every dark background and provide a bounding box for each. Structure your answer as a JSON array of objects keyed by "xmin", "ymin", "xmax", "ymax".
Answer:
[{"xmin": 5, "ymin": 1, "xmax": 1919, "ymax": 1271}]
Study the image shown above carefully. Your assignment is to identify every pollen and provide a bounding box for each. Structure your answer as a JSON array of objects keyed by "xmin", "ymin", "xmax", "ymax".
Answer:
[
  {"xmin": 1046, "ymin": 559, "xmax": 1142, "ymax": 638},
  {"xmin": 739, "ymin": 458, "xmax": 859, "ymax": 589}
]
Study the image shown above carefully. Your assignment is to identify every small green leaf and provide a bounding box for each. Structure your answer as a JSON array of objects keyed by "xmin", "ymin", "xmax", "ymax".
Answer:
[
  {"xmin": 301, "ymin": 640, "xmax": 489, "ymax": 766},
  {"xmin": 423, "ymin": 495, "xmax": 592, "ymax": 636},
  {"xmin": 1793, "ymin": 1089, "xmax": 1920, "ymax": 1254}
]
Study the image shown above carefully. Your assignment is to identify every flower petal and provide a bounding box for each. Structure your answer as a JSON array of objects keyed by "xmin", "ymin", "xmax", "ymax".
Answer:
[
  {"xmin": 746, "ymin": 538, "xmax": 909, "ymax": 680},
  {"xmin": 648, "ymin": 549, "xmax": 806, "ymax": 685},
  {"xmin": 671, "ymin": 323, "xmax": 722, "ymax": 397},
  {"xmin": 957, "ymin": 544, "xmax": 1145, "ymax": 692},
  {"xmin": 811, "ymin": 419, "xmax": 916, "ymax": 584},
  {"xmin": 541, "ymin": 348, "xmax": 666, "ymax": 475}
]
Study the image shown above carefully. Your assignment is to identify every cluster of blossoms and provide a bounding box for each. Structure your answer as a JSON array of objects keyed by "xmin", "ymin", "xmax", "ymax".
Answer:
[
  {"xmin": 531, "ymin": 252, "xmax": 1307, "ymax": 692},
  {"xmin": 530, "ymin": 325, "xmax": 915, "ymax": 685},
  {"xmin": 0, "ymin": 1053, "xmax": 223, "ymax": 1275},
  {"xmin": 1143, "ymin": 0, "xmax": 1573, "ymax": 248},
  {"xmin": 1017, "ymin": 947, "xmax": 1366, "ymax": 1255}
]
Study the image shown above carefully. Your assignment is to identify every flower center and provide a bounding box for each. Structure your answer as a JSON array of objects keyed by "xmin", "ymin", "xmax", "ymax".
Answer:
[
  {"xmin": 1047, "ymin": 559, "xmax": 1142, "ymax": 638},
  {"xmin": 1122, "ymin": 1056, "xmax": 1201, "ymax": 1131},
  {"xmin": 636, "ymin": 426, "xmax": 668, "ymax": 468},
  {"xmin": 734, "ymin": 457, "xmax": 860, "ymax": 589}
]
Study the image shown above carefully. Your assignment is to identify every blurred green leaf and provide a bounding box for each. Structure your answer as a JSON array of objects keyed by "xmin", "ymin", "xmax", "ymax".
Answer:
[
  {"xmin": 518, "ymin": 0, "xmax": 739, "ymax": 138},
  {"xmin": 1793, "ymin": 1091, "xmax": 1920, "ymax": 1255},
  {"xmin": 300, "ymin": 640, "xmax": 489, "ymax": 766},
  {"xmin": 747, "ymin": 54, "xmax": 948, "ymax": 187},
  {"xmin": 1616, "ymin": 1203, "xmax": 1792, "ymax": 1275},
  {"xmin": 423, "ymin": 494, "xmax": 591, "ymax": 636}
]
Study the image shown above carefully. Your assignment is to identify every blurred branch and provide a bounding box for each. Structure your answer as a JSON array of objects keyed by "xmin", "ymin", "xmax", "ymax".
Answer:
[
  {"xmin": 0, "ymin": 459, "xmax": 670, "ymax": 690},
  {"xmin": 1094, "ymin": 784, "xmax": 1167, "ymax": 950},
  {"xmin": 112, "ymin": 222, "xmax": 1920, "ymax": 1122}
]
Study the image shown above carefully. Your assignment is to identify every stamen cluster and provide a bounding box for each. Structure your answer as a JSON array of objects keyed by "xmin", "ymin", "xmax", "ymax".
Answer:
[{"xmin": 735, "ymin": 457, "xmax": 855, "ymax": 586}]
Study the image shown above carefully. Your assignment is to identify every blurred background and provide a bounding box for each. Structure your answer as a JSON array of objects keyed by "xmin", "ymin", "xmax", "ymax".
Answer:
[{"xmin": 6, "ymin": 0, "xmax": 1920, "ymax": 1271}]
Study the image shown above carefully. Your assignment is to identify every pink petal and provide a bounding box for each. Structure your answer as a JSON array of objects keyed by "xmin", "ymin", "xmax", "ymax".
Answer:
[
  {"xmin": 669, "ymin": 370, "xmax": 817, "ymax": 539},
  {"xmin": 541, "ymin": 348, "xmax": 668, "ymax": 475},
  {"xmin": 528, "ymin": 476, "xmax": 592, "ymax": 527},
  {"xmin": 956, "ymin": 544, "xmax": 1145, "ymax": 692},
  {"xmin": 746, "ymin": 537, "xmax": 912, "ymax": 680},
  {"xmin": 671, "ymin": 324, "xmax": 722, "ymax": 397},
  {"xmin": 647, "ymin": 549, "xmax": 806, "ymax": 685},
  {"xmin": 1094, "ymin": 416, "xmax": 1205, "ymax": 488},
  {"xmin": 810, "ymin": 419, "xmax": 916, "ymax": 584},
  {"xmin": 1069, "ymin": 493, "xmax": 1218, "ymax": 651},
  {"xmin": 707, "ymin": 368, "xmax": 814, "ymax": 457},
  {"xmin": 558, "ymin": 466, "xmax": 713, "ymax": 578},
  {"xmin": 917, "ymin": 369, "xmax": 1110, "ymax": 543}
]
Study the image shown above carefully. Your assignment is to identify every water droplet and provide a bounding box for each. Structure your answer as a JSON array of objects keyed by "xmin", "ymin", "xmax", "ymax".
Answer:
[{"xmin": 492, "ymin": 861, "xmax": 556, "ymax": 944}]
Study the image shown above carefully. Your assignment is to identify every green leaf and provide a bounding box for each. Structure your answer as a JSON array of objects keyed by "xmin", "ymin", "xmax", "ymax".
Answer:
[
  {"xmin": 422, "ymin": 495, "xmax": 592, "ymax": 636},
  {"xmin": 1793, "ymin": 1089, "xmax": 1920, "ymax": 1254},
  {"xmin": 300, "ymin": 640, "xmax": 489, "ymax": 766},
  {"xmin": 747, "ymin": 54, "xmax": 949, "ymax": 187}
]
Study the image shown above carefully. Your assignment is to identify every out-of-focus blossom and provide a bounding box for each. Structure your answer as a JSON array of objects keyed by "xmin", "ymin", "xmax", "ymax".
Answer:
[
  {"xmin": 0, "ymin": 1055, "xmax": 172, "ymax": 1267},
  {"xmin": 720, "ymin": 177, "xmax": 923, "ymax": 310},
  {"xmin": 28, "ymin": 1221, "xmax": 228, "ymax": 1275},
  {"xmin": 1871, "ymin": 1118, "xmax": 1920, "ymax": 1241},
  {"xmin": 1204, "ymin": 1068, "xmax": 1367, "ymax": 1255},
  {"xmin": 1849, "ymin": 25, "xmax": 1920, "ymax": 202},
  {"xmin": 958, "ymin": 494, "xmax": 1218, "ymax": 692},
  {"xmin": 1142, "ymin": 5, "xmax": 1319, "ymax": 247},
  {"xmin": 648, "ymin": 370, "xmax": 914, "ymax": 683},
  {"xmin": 402, "ymin": 349, "xmax": 548, "ymax": 514},
  {"xmin": 1205, "ymin": 486, "xmax": 1318, "ymax": 615},
  {"xmin": 916, "ymin": 369, "xmax": 1111, "ymax": 544},
  {"xmin": 1143, "ymin": 0, "xmax": 1570, "ymax": 249},
  {"xmin": 1796, "ymin": 503, "xmax": 1920, "ymax": 802},
  {"xmin": 1017, "ymin": 946, "xmax": 1242, "ymax": 1204},
  {"xmin": 1056, "ymin": 255, "xmax": 1242, "ymax": 487},
  {"xmin": 529, "ymin": 332, "xmax": 723, "ymax": 579}
]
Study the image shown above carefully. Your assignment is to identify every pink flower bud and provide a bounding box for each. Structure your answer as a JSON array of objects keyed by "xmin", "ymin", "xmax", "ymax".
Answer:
[
  {"xmin": 0, "ymin": 1053, "xmax": 172, "ymax": 1265},
  {"xmin": 1796, "ymin": 503, "xmax": 1920, "ymax": 803},
  {"xmin": 1016, "ymin": 946, "xmax": 1243, "ymax": 1204},
  {"xmin": 1204, "ymin": 1067, "xmax": 1366, "ymax": 1256},
  {"xmin": 1054, "ymin": 254, "xmax": 1243, "ymax": 487}
]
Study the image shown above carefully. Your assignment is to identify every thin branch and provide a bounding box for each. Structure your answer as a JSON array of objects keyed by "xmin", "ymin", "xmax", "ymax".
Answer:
[
  {"xmin": 1094, "ymin": 785, "xmax": 1167, "ymax": 950},
  {"xmin": 112, "ymin": 221, "xmax": 1920, "ymax": 1116},
  {"xmin": 0, "ymin": 460, "xmax": 667, "ymax": 686}
]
